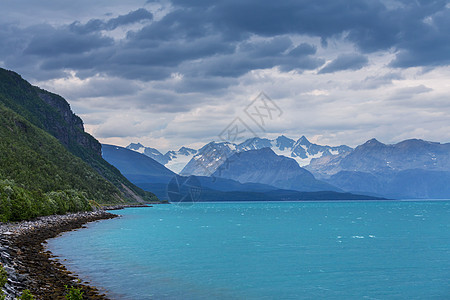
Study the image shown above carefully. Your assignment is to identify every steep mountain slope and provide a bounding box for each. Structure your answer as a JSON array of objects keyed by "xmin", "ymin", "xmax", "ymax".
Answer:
[
  {"xmin": 127, "ymin": 143, "xmax": 170, "ymax": 165},
  {"xmin": 0, "ymin": 68, "xmax": 156, "ymax": 203},
  {"xmin": 212, "ymin": 148, "xmax": 339, "ymax": 192},
  {"xmin": 0, "ymin": 104, "xmax": 119, "ymax": 221},
  {"xmin": 102, "ymin": 144, "xmax": 176, "ymax": 185}
]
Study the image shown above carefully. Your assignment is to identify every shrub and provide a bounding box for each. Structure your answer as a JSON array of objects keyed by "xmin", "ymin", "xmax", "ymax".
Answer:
[
  {"xmin": 0, "ymin": 263, "xmax": 7, "ymax": 300},
  {"xmin": 64, "ymin": 285, "xmax": 84, "ymax": 300},
  {"xmin": 18, "ymin": 289, "xmax": 35, "ymax": 300}
]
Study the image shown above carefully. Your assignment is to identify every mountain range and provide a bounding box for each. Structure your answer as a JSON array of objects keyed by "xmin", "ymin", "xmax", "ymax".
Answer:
[
  {"xmin": 127, "ymin": 135, "xmax": 352, "ymax": 175},
  {"xmin": 307, "ymin": 138, "xmax": 450, "ymax": 199},
  {"xmin": 128, "ymin": 136, "xmax": 450, "ymax": 199},
  {"xmin": 102, "ymin": 144, "xmax": 381, "ymax": 202}
]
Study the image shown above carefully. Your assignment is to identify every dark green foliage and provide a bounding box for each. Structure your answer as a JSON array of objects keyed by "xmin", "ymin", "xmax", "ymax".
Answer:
[
  {"xmin": 18, "ymin": 289, "xmax": 35, "ymax": 300},
  {"xmin": 64, "ymin": 286, "xmax": 83, "ymax": 300},
  {"xmin": 0, "ymin": 179, "xmax": 92, "ymax": 222},
  {"xmin": 0, "ymin": 68, "xmax": 158, "ymax": 204},
  {"xmin": 0, "ymin": 105, "xmax": 122, "ymax": 208},
  {"xmin": 0, "ymin": 263, "xmax": 6, "ymax": 300}
]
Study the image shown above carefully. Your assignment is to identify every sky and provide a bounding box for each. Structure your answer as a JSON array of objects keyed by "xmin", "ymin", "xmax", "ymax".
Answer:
[{"xmin": 1, "ymin": 0, "xmax": 449, "ymax": 152}]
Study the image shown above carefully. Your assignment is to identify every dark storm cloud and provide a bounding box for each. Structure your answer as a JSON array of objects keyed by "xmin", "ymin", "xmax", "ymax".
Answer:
[
  {"xmin": 389, "ymin": 5, "xmax": 450, "ymax": 68},
  {"xmin": 182, "ymin": 37, "xmax": 322, "ymax": 77},
  {"xmin": 319, "ymin": 54, "xmax": 369, "ymax": 74},
  {"xmin": 24, "ymin": 26, "xmax": 113, "ymax": 56},
  {"xmin": 70, "ymin": 8, "xmax": 153, "ymax": 34},
  {"xmin": 2, "ymin": 0, "xmax": 450, "ymax": 86},
  {"xmin": 161, "ymin": 0, "xmax": 450, "ymax": 68}
]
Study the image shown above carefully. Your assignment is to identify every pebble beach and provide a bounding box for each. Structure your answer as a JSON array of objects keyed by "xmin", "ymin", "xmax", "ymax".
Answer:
[{"xmin": 0, "ymin": 210, "xmax": 118, "ymax": 299}]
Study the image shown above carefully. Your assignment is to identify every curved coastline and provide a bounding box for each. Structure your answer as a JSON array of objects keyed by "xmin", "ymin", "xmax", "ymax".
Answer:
[{"xmin": 0, "ymin": 209, "xmax": 126, "ymax": 299}]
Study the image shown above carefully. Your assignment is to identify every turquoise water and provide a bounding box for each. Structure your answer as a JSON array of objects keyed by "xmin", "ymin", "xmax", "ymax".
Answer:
[{"xmin": 47, "ymin": 201, "xmax": 450, "ymax": 299}]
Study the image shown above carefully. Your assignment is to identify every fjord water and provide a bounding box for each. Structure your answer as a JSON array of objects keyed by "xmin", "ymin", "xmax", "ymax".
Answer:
[{"xmin": 48, "ymin": 201, "xmax": 450, "ymax": 299}]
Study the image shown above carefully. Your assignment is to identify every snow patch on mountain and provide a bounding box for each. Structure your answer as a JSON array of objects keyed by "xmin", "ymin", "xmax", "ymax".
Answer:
[
  {"xmin": 127, "ymin": 136, "xmax": 352, "ymax": 175},
  {"xmin": 126, "ymin": 143, "xmax": 197, "ymax": 173}
]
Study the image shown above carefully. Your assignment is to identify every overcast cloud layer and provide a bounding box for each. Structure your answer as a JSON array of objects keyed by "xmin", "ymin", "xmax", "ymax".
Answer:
[{"xmin": 1, "ymin": 0, "xmax": 449, "ymax": 151}]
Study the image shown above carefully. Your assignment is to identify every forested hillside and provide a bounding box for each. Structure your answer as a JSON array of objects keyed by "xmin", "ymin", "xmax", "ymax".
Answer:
[
  {"xmin": 0, "ymin": 68, "xmax": 159, "ymax": 221},
  {"xmin": 0, "ymin": 68, "xmax": 157, "ymax": 204}
]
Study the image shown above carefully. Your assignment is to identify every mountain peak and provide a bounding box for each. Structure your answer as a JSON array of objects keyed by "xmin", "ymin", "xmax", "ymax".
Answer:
[
  {"xmin": 356, "ymin": 138, "xmax": 385, "ymax": 151},
  {"xmin": 297, "ymin": 135, "xmax": 311, "ymax": 145},
  {"xmin": 127, "ymin": 142, "xmax": 145, "ymax": 150},
  {"xmin": 178, "ymin": 146, "xmax": 197, "ymax": 156},
  {"xmin": 237, "ymin": 137, "xmax": 272, "ymax": 151}
]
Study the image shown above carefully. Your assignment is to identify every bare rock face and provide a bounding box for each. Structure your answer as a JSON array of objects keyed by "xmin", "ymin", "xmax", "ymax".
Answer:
[{"xmin": 37, "ymin": 92, "xmax": 102, "ymax": 156}]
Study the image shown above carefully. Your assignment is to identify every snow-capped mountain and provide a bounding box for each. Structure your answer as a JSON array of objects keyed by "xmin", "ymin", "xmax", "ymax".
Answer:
[
  {"xmin": 236, "ymin": 135, "xmax": 352, "ymax": 167},
  {"xmin": 179, "ymin": 136, "xmax": 352, "ymax": 176},
  {"xmin": 127, "ymin": 136, "xmax": 352, "ymax": 175},
  {"xmin": 126, "ymin": 143, "xmax": 197, "ymax": 173},
  {"xmin": 180, "ymin": 142, "xmax": 237, "ymax": 176},
  {"xmin": 164, "ymin": 147, "xmax": 197, "ymax": 173},
  {"xmin": 126, "ymin": 143, "xmax": 169, "ymax": 165}
]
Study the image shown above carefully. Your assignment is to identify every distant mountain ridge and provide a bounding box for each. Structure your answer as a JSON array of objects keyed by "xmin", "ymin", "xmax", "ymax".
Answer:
[
  {"xmin": 307, "ymin": 138, "xmax": 450, "ymax": 177},
  {"xmin": 127, "ymin": 135, "xmax": 450, "ymax": 199},
  {"xmin": 103, "ymin": 145, "xmax": 381, "ymax": 202},
  {"xmin": 306, "ymin": 138, "xmax": 450, "ymax": 199},
  {"xmin": 128, "ymin": 135, "xmax": 352, "ymax": 175}
]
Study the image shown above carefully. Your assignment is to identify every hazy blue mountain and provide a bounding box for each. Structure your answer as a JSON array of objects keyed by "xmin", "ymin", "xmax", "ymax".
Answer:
[
  {"xmin": 308, "ymin": 138, "xmax": 450, "ymax": 199},
  {"xmin": 103, "ymin": 144, "xmax": 380, "ymax": 201},
  {"xmin": 103, "ymin": 144, "xmax": 276, "ymax": 199},
  {"xmin": 103, "ymin": 144, "xmax": 175, "ymax": 183},
  {"xmin": 308, "ymin": 138, "xmax": 450, "ymax": 177},
  {"xmin": 212, "ymin": 148, "xmax": 339, "ymax": 192}
]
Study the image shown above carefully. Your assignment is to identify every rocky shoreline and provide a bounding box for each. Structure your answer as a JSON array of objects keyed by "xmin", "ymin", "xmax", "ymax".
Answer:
[{"xmin": 0, "ymin": 210, "xmax": 120, "ymax": 299}]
